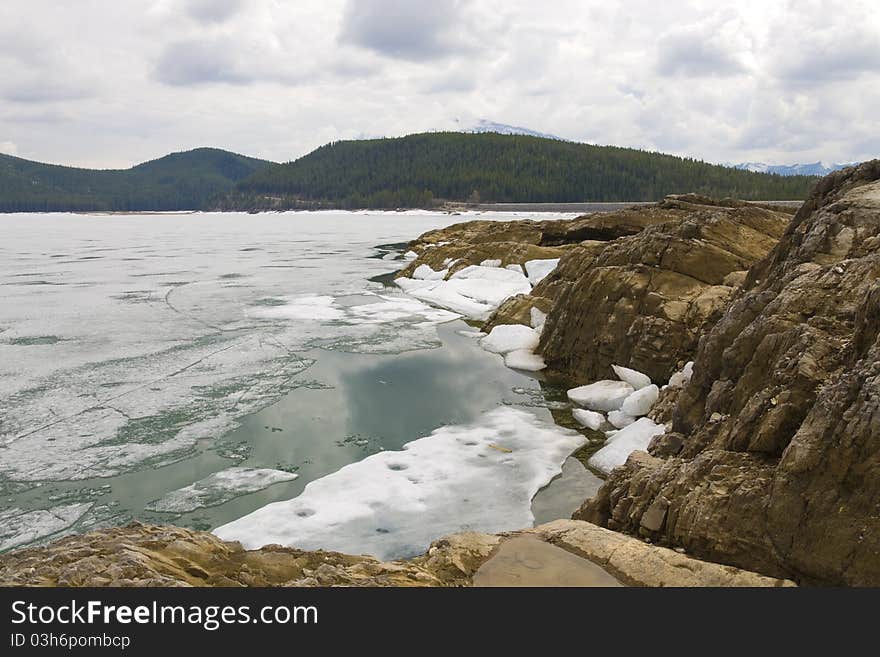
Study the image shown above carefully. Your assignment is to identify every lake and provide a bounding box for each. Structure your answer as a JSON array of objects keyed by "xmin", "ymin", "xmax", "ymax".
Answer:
[{"xmin": 0, "ymin": 210, "xmax": 601, "ymax": 558}]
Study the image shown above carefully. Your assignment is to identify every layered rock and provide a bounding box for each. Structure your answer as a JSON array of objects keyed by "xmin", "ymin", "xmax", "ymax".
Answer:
[
  {"xmin": 399, "ymin": 198, "xmax": 792, "ymax": 384},
  {"xmin": 536, "ymin": 199, "xmax": 790, "ymax": 382},
  {"xmin": 0, "ymin": 520, "xmax": 792, "ymax": 587},
  {"xmin": 579, "ymin": 162, "xmax": 880, "ymax": 586}
]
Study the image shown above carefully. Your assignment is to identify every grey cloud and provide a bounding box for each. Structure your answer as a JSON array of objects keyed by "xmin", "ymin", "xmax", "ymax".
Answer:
[
  {"xmin": 185, "ymin": 0, "xmax": 242, "ymax": 24},
  {"xmin": 655, "ymin": 31, "xmax": 747, "ymax": 78},
  {"xmin": 339, "ymin": 0, "xmax": 469, "ymax": 61},
  {"xmin": 154, "ymin": 39, "xmax": 252, "ymax": 86},
  {"xmin": 2, "ymin": 80, "xmax": 94, "ymax": 104},
  {"xmin": 774, "ymin": 40, "xmax": 880, "ymax": 84}
]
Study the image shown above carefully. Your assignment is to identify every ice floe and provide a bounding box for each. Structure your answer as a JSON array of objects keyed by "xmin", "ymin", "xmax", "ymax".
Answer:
[
  {"xmin": 480, "ymin": 324, "xmax": 540, "ymax": 354},
  {"xmin": 412, "ymin": 264, "xmax": 448, "ymax": 281},
  {"xmin": 612, "ymin": 364, "xmax": 652, "ymax": 390},
  {"xmin": 0, "ymin": 503, "xmax": 93, "ymax": 552},
  {"xmin": 588, "ymin": 418, "xmax": 665, "ymax": 475},
  {"xmin": 253, "ymin": 294, "xmax": 345, "ymax": 321},
  {"xmin": 504, "ymin": 349, "xmax": 546, "ymax": 371},
  {"xmin": 146, "ymin": 467, "xmax": 298, "ymax": 514},
  {"xmin": 524, "ymin": 258, "xmax": 560, "ymax": 285},
  {"xmin": 480, "ymin": 259, "xmax": 502, "ymax": 268},
  {"xmin": 214, "ymin": 407, "xmax": 586, "ymax": 560},
  {"xmin": 395, "ymin": 265, "xmax": 532, "ymax": 321},
  {"xmin": 567, "ymin": 380, "xmax": 635, "ymax": 412},
  {"xmin": 572, "ymin": 409, "xmax": 604, "ymax": 431},
  {"xmin": 608, "ymin": 410, "xmax": 637, "ymax": 429},
  {"xmin": 620, "ymin": 384, "xmax": 660, "ymax": 417}
]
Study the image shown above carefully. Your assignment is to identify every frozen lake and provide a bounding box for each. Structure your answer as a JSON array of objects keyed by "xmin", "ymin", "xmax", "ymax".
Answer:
[{"xmin": 0, "ymin": 210, "xmax": 599, "ymax": 558}]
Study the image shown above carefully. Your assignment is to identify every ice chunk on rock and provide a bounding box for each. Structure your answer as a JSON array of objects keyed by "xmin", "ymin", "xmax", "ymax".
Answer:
[
  {"xmin": 668, "ymin": 361, "xmax": 694, "ymax": 388},
  {"xmin": 214, "ymin": 407, "xmax": 587, "ymax": 560},
  {"xmin": 620, "ymin": 384, "xmax": 660, "ymax": 417},
  {"xmin": 567, "ymin": 380, "xmax": 634, "ymax": 412},
  {"xmin": 524, "ymin": 259, "xmax": 560, "ymax": 285},
  {"xmin": 608, "ymin": 410, "xmax": 637, "ymax": 429},
  {"xmin": 530, "ymin": 308, "xmax": 547, "ymax": 330},
  {"xmin": 588, "ymin": 418, "xmax": 666, "ymax": 475},
  {"xmin": 612, "ymin": 364, "xmax": 652, "ymax": 390},
  {"xmin": 504, "ymin": 349, "xmax": 546, "ymax": 371},
  {"xmin": 395, "ymin": 265, "xmax": 531, "ymax": 321},
  {"xmin": 412, "ymin": 264, "xmax": 448, "ymax": 281},
  {"xmin": 572, "ymin": 409, "xmax": 604, "ymax": 431},
  {"xmin": 403, "ymin": 250, "xmax": 418, "ymax": 260},
  {"xmin": 480, "ymin": 324, "xmax": 540, "ymax": 355},
  {"xmin": 146, "ymin": 467, "xmax": 298, "ymax": 513},
  {"xmin": 480, "ymin": 259, "xmax": 502, "ymax": 268},
  {"xmin": 505, "ymin": 264, "xmax": 524, "ymax": 274}
]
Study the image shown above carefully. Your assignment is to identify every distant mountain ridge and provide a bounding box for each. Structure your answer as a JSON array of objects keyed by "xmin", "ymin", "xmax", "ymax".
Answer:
[
  {"xmin": 730, "ymin": 161, "xmax": 859, "ymax": 177},
  {"xmin": 233, "ymin": 131, "xmax": 816, "ymax": 209},
  {"xmin": 0, "ymin": 134, "xmax": 822, "ymax": 213},
  {"xmin": 0, "ymin": 148, "xmax": 272, "ymax": 212}
]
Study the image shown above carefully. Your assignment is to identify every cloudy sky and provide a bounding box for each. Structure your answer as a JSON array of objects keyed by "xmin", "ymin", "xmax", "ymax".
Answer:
[{"xmin": 1, "ymin": 0, "xmax": 877, "ymax": 169}]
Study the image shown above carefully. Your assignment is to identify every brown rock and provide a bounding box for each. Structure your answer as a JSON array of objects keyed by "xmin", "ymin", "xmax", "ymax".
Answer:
[
  {"xmin": 581, "ymin": 161, "xmax": 880, "ymax": 585},
  {"xmin": 0, "ymin": 519, "xmax": 792, "ymax": 588}
]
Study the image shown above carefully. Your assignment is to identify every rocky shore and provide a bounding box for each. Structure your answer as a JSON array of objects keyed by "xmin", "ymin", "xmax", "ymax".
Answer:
[
  {"xmin": 0, "ymin": 520, "xmax": 791, "ymax": 587},
  {"xmin": 394, "ymin": 163, "xmax": 880, "ymax": 586},
  {"xmin": 2, "ymin": 164, "xmax": 877, "ymax": 586}
]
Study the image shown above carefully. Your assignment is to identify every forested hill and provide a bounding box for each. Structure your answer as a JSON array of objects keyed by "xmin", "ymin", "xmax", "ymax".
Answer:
[
  {"xmin": 0, "ymin": 148, "xmax": 271, "ymax": 212},
  {"xmin": 234, "ymin": 132, "xmax": 816, "ymax": 208}
]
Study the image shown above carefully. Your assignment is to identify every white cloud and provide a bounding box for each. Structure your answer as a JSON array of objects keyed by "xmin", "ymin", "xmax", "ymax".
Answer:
[{"xmin": 0, "ymin": 0, "xmax": 876, "ymax": 168}]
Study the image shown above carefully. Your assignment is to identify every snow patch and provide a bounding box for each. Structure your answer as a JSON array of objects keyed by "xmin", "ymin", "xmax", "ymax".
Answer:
[{"xmin": 668, "ymin": 361, "xmax": 694, "ymax": 388}]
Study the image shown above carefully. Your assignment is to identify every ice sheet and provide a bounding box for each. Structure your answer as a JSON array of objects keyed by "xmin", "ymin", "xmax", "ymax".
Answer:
[
  {"xmin": 0, "ymin": 503, "xmax": 93, "ymax": 551},
  {"xmin": 214, "ymin": 407, "xmax": 586, "ymax": 560},
  {"xmin": 146, "ymin": 467, "xmax": 298, "ymax": 513}
]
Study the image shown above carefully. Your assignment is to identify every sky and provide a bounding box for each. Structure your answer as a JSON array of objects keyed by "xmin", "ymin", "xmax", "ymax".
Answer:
[{"xmin": 0, "ymin": 0, "xmax": 878, "ymax": 169}]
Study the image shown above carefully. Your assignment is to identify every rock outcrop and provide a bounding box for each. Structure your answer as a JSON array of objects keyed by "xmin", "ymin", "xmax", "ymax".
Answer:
[
  {"xmin": 536, "ymin": 198, "xmax": 789, "ymax": 382},
  {"xmin": 579, "ymin": 162, "xmax": 880, "ymax": 586},
  {"xmin": 0, "ymin": 520, "xmax": 792, "ymax": 587},
  {"xmin": 400, "ymin": 197, "xmax": 792, "ymax": 384}
]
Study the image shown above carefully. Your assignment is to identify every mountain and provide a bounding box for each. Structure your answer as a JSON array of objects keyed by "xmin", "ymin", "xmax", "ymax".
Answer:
[
  {"xmin": 0, "ymin": 148, "xmax": 272, "ymax": 212},
  {"xmin": 731, "ymin": 161, "xmax": 859, "ymax": 177},
  {"xmin": 465, "ymin": 120, "xmax": 563, "ymax": 141},
  {"xmin": 234, "ymin": 132, "xmax": 817, "ymax": 208}
]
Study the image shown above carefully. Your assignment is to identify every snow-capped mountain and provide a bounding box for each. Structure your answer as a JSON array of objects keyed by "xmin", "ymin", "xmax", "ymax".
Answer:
[
  {"xmin": 465, "ymin": 120, "xmax": 563, "ymax": 141},
  {"xmin": 731, "ymin": 161, "xmax": 859, "ymax": 176}
]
